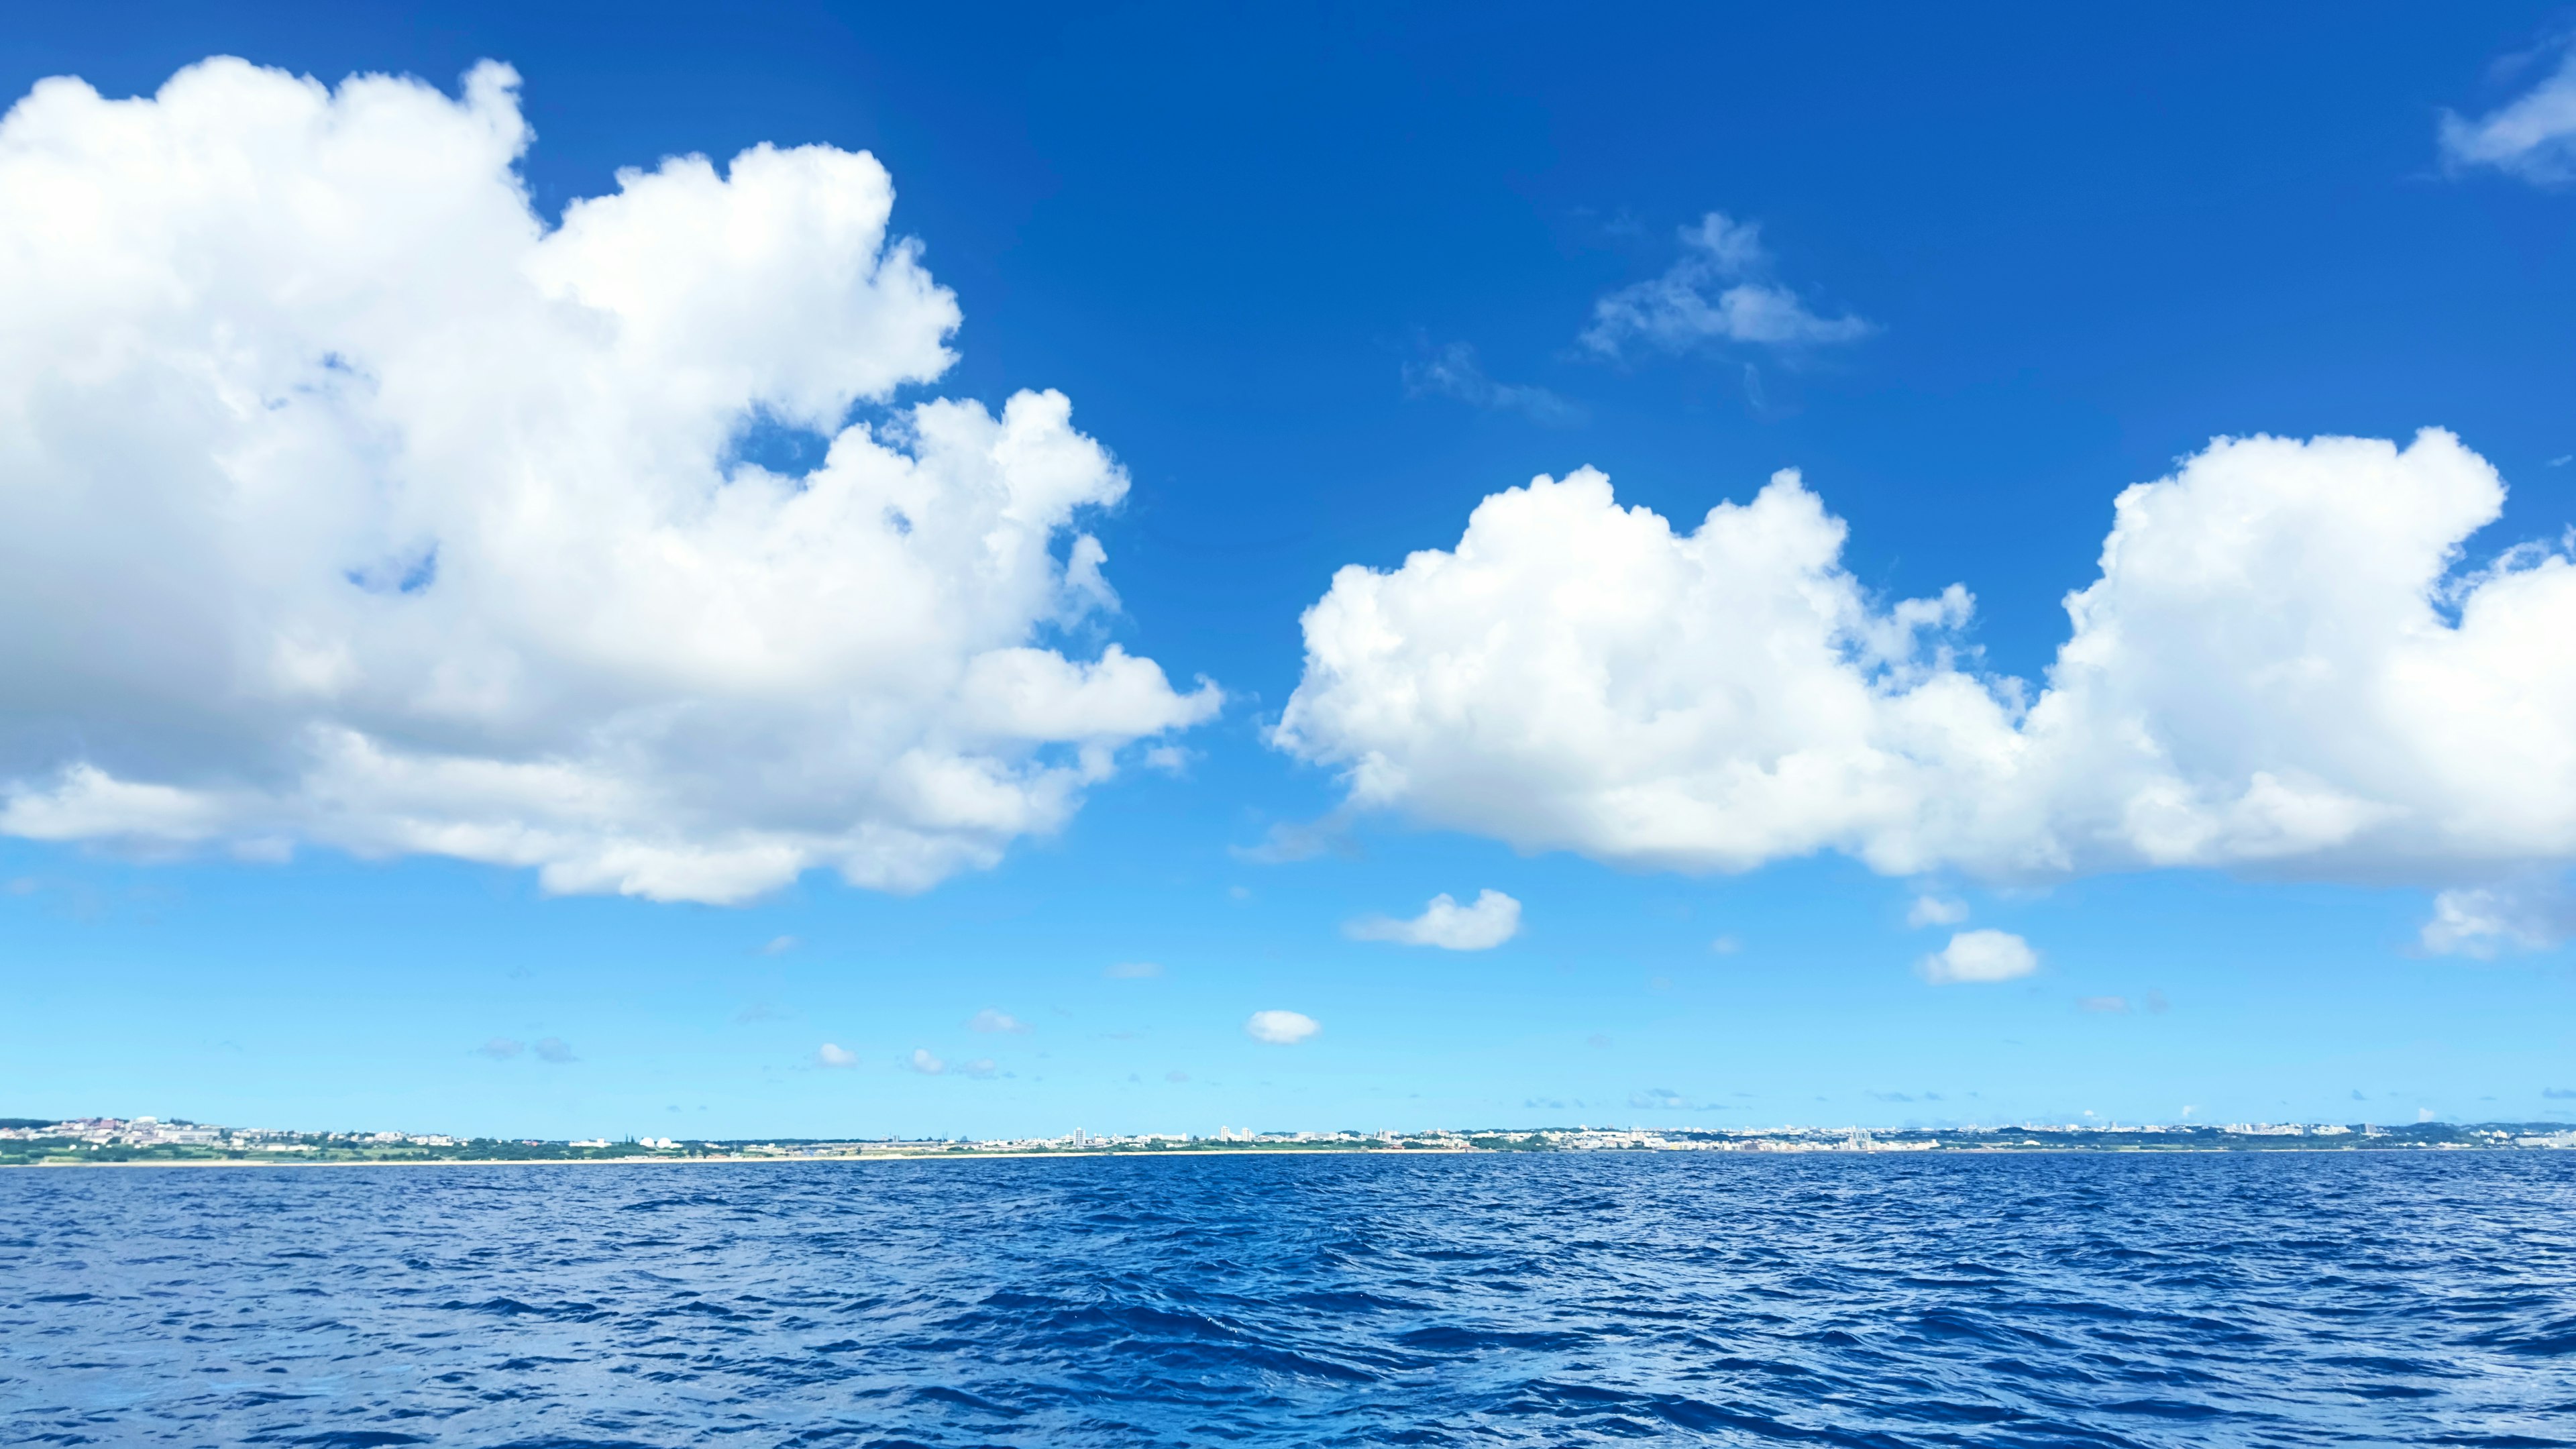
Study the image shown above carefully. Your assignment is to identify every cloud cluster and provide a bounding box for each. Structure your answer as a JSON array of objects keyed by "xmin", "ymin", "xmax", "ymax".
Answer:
[
  {"xmin": 1582, "ymin": 213, "xmax": 1870, "ymax": 356},
  {"xmin": 1346, "ymin": 889, "xmax": 1521, "ymax": 950},
  {"xmin": 1277, "ymin": 431, "xmax": 2576, "ymax": 942},
  {"xmin": 0, "ymin": 58, "xmax": 1215, "ymax": 904},
  {"xmin": 2440, "ymin": 44, "xmax": 2576, "ymax": 185}
]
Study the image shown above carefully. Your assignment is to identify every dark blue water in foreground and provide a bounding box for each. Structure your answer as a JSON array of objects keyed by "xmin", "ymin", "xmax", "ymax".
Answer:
[{"xmin": 4, "ymin": 1153, "xmax": 2574, "ymax": 1447}]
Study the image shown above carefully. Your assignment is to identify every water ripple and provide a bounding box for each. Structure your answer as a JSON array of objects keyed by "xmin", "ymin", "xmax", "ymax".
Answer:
[{"xmin": 1, "ymin": 1153, "xmax": 2572, "ymax": 1446}]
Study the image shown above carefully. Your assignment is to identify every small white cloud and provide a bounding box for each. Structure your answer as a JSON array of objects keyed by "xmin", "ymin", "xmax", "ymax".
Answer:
[
  {"xmin": 1907, "ymin": 895, "xmax": 1969, "ymax": 928},
  {"xmin": 1403, "ymin": 341, "xmax": 1584, "ymax": 425},
  {"xmin": 1708, "ymin": 934, "xmax": 1741, "ymax": 955},
  {"xmin": 1920, "ymin": 930, "xmax": 2039, "ymax": 985},
  {"xmin": 2420, "ymin": 880, "xmax": 2576, "ymax": 957},
  {"xmin": 1583, "ymin": 212, "xmax": 1871, "ymax": 356},
  {"xmin": 1346, "ymin": 889, "xmax": 1521, "ymax": 950},
  {"xmin": 908, "ymin": 1047, "xmax": 945, "ymax": 1075},
  {"xmin": 967, "ymin": 1009, "xmax": 1028, "ymax": 1034},
  {"xmin": 1244, "ymin": 1009, "xmax": 1320, "ymax": 1044},
  {"xmin": 815, "ymin": 1042, "xmax": 857, "ymax": 1068},
  {"xmin": 476, "ymin": 1037, "xmax": 524, "ymax": 1060},
  {"xmin": 534, "ymin": 1036, "xmax": 577, "ymax": 1063},
  {"xmin": 1104, "ymin": 961, "xmax": 1164, "ymax": 979},
  {"xmin": 961, "ymin": 1057, "xmax": 997, "ymax": 1079},
  {"xmin": 759, "ymin": 935, "xmax": 798, "ymax": 955},
  {"xmin": 2438, "ymin": 45, "xmax": 2576, "ymax": 185}
]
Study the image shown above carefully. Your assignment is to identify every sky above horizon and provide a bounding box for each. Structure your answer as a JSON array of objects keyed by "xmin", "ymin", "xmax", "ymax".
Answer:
[{"xmin": 5, "ymin": 3, "xmax": 2576, "ymax": 1140}]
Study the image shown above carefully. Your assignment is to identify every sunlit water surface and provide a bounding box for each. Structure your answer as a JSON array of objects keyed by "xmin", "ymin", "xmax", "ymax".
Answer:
[{"xmin": 3, "ymin": 1151, "xmax": 2573, "ymax": 1446}]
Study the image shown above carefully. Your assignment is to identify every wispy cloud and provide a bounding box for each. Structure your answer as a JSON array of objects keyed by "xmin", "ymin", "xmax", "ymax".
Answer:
[
  {"xmin": 1244, "ymin": 1010, "xmax": 1320, "ymax": 1044},
  {"xmin": 1347, "ymin": 889, "xmax": 1521, "ymax": 950},
  {"xmin": 1629, "ymin": 1087, "xmax": 1695, "ymax": 1110},
  {"xmin": 1907, "ymin": 894, "xmax": 1968, "ymax": 928},
  {"xmin": 2420, "ymin": 879, "xmax": 2576, "ymax": 957},
  {"xmin": 960, "ymin": 1058, "xmax": 998, "ymax": 1079},
  {"xmin": 2439, "ymin": 42, "xmax": 2576, "ymax": 184},
  {"xmin": 1403, "ymin": 341, "xmax": 1583, "ymax": 425},
  {"xmin": 1231, "ymin": 812, "xmax": 1359, "ymax": 864},
  {"xmin": 1919, "ymin": 930, "xmax": 2039, "ymax": 985},
  {"xmin": 967, "ymin": 1009, "xmax": 1029, "ymax": 1034},
  {"xmin": 1582, "ymin": 212, "xmax": 1871, "ymax": 356},
  {"xmin": 534, "ymin": 1036, "xmax": 577, "ymax": 1064},
  {"xmin": 2076, "ymin": 996, "xmax": 2129, "ymax": 1014},
  {"xmin": 1165, "ymin": 1069, "xmax": 1190, "ymax": 1083},
  {"xmin": 757, "ymin": 934, "xmax": 798, "ymax": 955},
  {"xmin": 1104, "ymin": 961, "xmax": 1164, "ymax": 979},
  {"xmin": 476, "ymin": 1037, "xmax": 523, "ymax": 1061}
]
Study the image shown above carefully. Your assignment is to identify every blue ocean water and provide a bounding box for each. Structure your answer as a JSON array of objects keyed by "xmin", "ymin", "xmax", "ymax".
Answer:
[{"xmin": 3, "ymin": 1152, "xmax": 2573, "ymax": 1447}]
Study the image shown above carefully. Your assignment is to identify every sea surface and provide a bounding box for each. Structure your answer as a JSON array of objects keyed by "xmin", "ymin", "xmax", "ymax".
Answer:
[{"xmin": 3, "ymin": 1151, "xmax": 2573, "ymax": 1447}]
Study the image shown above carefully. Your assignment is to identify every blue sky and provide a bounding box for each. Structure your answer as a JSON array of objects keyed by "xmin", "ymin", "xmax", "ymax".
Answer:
[{"xmin": 4, "ymin": 3, "xmax": 2575, "ymax": 1139}]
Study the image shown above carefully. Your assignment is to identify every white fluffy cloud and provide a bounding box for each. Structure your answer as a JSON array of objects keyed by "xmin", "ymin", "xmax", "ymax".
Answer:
[
  {"xmin": 1582, "ymin": 213, "xmax": 1870, "ymax": 356},
  {"xmin": 1346, "ymin": 889, "xmax": 1522, "ymax": 949},
  {"xmin": 1921, "ymin": 930, "xmax": 2039, "ymax": 985},
  {"xmin": 1277, "ymin": 431, "xmax": 2576, "ymax": 920},
  {"xmin": 0, "ymin": 58, "xmax": 1216, "ymax": 903},
  {"xmin": 966, "ymin": 1009, "xmax": 1028, "ymax": 1034},
  {"xmin": 2440, "ymin": 45, "xmax": 2576, "ymax": 185},
  {"xmin": 908, "ymin": 1048, "xmax": 945, "ymax": 1075},
  {"xmin": 815, "ymin": 1042, "xmax": 858, "ymax": 1068},
  {"xmin": 1244, "ymin": 1009, "xmax": 1319, "ymax": 1044}
]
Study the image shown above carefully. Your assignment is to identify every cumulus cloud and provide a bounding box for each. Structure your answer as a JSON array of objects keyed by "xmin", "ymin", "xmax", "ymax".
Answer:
[
  {"xmin": 1582, "ymin": 213, "xmax": 1871, "ymax": 356},
  {"xmin": 1920, "ymin": 930, "xmax": 2039, "ymax": 985},
  {"xmin": 967, "ymin": 1008, "xmax": 1028, "ymax": 1034},
  {"xmin": 908, "ymin": 1048, "xmax": 945, "ymax": 1075},
  {"xmin": 0, "ymin": 58, "xmax": 1216, "ymax": 904},
  {"xmin": 1907, "ymin": 895, "xmax": 1969, "ymax": 928},
  {"xmin": 1277, "ymin": 433, "xmax": 2576, "ymax": 933},
  {"xmin": 815, "ymin": 1042, "xmax": 858, "ymax": 1068},
  {"xmin": 1244, "ymin": 1009, "xmax": 1319, "ymax": 1044},
  {"xmin": 1346, "ymin": 889, "xmax": 1521, "ymax": 950},
  {"xmin": 2420, "ymin": 879, "xmax": 2576, "ymax": 957},
  {"xmin": 1403, "ymin": 341, "xmax": 1582, "ymax": 425},
  {"xmin": 533, "ymin": 1036, "xmax": 577, "ymax": 1063},
  {"xmin": 2439, "ymin": 44, "xmax": 2576, "ymax": 184},
  {"xmin": 960, "ymin": 1057, "xmax": 997, "ymax": 1079}
]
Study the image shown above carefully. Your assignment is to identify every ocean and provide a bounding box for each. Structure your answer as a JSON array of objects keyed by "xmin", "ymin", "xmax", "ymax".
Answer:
[{"xmin": 3, "ymin": 1151, "xmax": 2571, "ymax": 1446}]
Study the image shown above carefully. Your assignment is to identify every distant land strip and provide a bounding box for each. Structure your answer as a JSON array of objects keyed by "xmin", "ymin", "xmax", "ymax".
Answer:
[{"xmin": 7, "ymin": 1116, "xmax": 2573, "ymax": 1167}]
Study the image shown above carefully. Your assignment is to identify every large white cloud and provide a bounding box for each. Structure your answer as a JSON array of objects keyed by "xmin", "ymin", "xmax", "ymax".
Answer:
[
  {"xmin": 0, "ymin": 58, "xmax": 1216, "ymax": 902},
  {"xmin": 1277, "ymin": 430, "xmax": 2576, "ymax": 924}
]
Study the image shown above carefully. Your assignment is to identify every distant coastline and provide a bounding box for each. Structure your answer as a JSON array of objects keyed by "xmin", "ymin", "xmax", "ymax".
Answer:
[{"xmin": 7, "ymin": 1116, "xmax": 2573, "ymax": 1168}]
